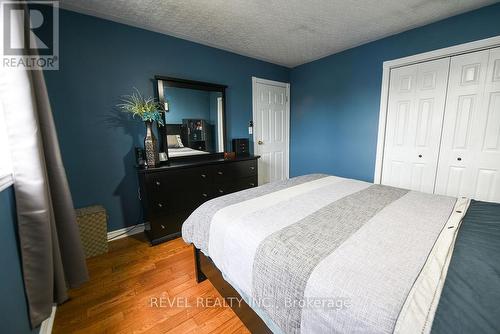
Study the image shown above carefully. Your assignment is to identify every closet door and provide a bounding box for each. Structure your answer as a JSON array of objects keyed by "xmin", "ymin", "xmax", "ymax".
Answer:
[
  {"xmin": 435, "ymin": 48, "xmax": 500, "ymax": 202},
  {"xmin": 381, "ymin": 58, "xmax": 450, "ymax": 192}
]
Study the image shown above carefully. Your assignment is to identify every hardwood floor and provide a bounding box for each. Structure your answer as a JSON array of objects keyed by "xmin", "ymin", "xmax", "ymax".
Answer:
[{"xmin": 53, "ymin": 234, "xmax": 250, "ymax": 334}]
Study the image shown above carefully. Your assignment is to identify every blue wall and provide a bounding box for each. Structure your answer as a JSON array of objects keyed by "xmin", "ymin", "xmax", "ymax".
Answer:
[
  {"xmin": 290, "ymin": 3, "xmax": 500, "ymax": 182},
  {"xmin": 44, "ymin": 9, "xmax": 289, "ymax": 231},
  {"xmin": 164, "ymin": 87, "xmax": 210, "ymax": 124},
  {"xmin": 0, "ymin": 187, "xmax": 38, "ymax": 333}
]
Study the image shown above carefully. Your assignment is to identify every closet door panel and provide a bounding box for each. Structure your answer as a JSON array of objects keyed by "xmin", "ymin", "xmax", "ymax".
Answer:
[
  {"xmin": 435, "ymin": 48, "xmax": 500, "ymax": 202},
  {"xmin": 381, "ymin": 58, "xmax": 450, "ymax": 192},
  {"xmin": 475, "ymin": 47, "xmax": 500, "ymax": 202}
]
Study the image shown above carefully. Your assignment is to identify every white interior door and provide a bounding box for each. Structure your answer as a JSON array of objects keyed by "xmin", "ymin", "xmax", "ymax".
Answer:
[
  {"xmin": 252, "ymin": 77, "xmax": 290, "ymax": 185},
  {"xmin": 381, "ymin": 57, "xmax": 450, "ymax": 192},
  {"xmin": 435, "ymin": 47, "xmax": 500, "ymax": 202}
]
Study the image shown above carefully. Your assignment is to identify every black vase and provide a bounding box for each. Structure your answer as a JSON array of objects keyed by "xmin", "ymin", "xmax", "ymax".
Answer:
[{"xmin": 144, "ymin": 121, "xmax": 159, "ymax": 167}]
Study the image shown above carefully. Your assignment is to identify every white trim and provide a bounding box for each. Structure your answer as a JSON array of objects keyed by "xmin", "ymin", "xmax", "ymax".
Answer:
[
  {"xmin": 252, "ymin": 77, "xmax": 290, "ymax": 181},
  {"xmin": 374, "ymin": 35, "xmax": 500, "ymax": 183},
  {"xmin": 252, "ymin": 77, "xmax": 289, "ymax": 88},
  {"xmin": 0, "ymin": 173, "xmax": 13, "ymax": 192},
  {"xmin": 39, "ymin": 305, "xmax": 56, "ymax": 334},
  {"xmin": 374, "ymin": 67, "xmax": 391, "ymax": 184},
  {"xmin": 383, "ymin": 35, "xmax": 500, "ymax": 69},
  {"xmin": 107, "ymin": 223, "xmax": 145, "ymax": 241}
]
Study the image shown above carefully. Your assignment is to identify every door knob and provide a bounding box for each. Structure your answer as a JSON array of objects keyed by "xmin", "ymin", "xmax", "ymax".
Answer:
[{"xmin": 258, "ymin": 140, "xmax": 264, "ymax": 145}]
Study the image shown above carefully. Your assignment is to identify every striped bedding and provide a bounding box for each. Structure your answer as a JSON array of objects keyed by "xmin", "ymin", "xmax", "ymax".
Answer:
[{"xmin": 182, "ymin": 174, "xmax": 469, "ymax": 333}]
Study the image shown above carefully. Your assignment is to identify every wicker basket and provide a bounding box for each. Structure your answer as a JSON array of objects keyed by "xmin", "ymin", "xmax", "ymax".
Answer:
[{"xmin": 75, "ymin": 205, "xmax": 108, "ymax": 258}]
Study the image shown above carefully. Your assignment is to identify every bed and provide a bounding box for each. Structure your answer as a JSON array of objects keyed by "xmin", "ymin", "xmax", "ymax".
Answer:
[
  {"xmin": 182, "ymin": 174, "xmax": 500, "ymax": 333},
  {"xmin": 165, "ymin": 123, "xmax": 210, "ymax": 157},
  {"xmin": 168, "ymin": 147, "xmax": 210, "ymax": 157}
]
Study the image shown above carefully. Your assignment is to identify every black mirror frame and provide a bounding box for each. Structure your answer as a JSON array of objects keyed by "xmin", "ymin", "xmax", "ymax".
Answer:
[{"xmin": 154, "ymin": 75, "xmax": 228, "ymax": 162}]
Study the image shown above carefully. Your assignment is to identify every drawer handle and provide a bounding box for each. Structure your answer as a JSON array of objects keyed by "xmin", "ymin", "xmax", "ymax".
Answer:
[
  {"xmin": 201, "ymin": 174, "xmax": 207, "ymax": 178},
  {"xmin": 202, "ymin": 193, "xmax": 208, "ymax": 197},
  {"xmin": 250, "ymin": 166, "xmax": 255, "ymax": 171},
  {"xmin": 217, "ymin": 171, "xmax": 224, "ymax": 175},
  {"xmin": 418, "ymin": 154, "xmax": 422, "ymax": 158},
  {"xmin": 218, "ymin": 189, "xmax": 224, "ymax": 194},
  {"xmin": 249, "ymin": 183, "xmax": 255, "ymax": 187},
  {"xmin": 157, "ymin": 203, "xmax": 163, "ymax": 208},
  {"xmin": 155, "ymin": 181, "xmax": 161, "ymax": 186},
  {"xmin": 160, "ymin": 224, "xmax": 166, "ymax": 229},
  {"xmin": 457, "ymin": 157, "xmax": 462, "ymax": 161}
]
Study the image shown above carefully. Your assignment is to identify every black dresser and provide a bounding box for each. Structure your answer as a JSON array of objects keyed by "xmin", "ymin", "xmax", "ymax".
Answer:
[{"xmin": 138, "ymin": 155, "xmax": 259, "ymax": 245}]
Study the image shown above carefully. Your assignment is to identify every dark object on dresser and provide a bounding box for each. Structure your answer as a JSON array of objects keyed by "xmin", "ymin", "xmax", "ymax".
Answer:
[
  {"xmin": 183, "ymin": 119, "xmax": 213, "ymax": 152},
  {"xmin": 232, "ymin": 138, "xmax": 249, "ymax": 156},
  {"xmin": 137, "ymin": 155, "xmax": 259, "ymax": 245}
]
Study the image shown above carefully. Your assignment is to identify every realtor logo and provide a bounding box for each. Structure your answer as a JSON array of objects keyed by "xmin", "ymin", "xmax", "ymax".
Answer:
[{"xmin": 1, "ymin": 1, "xmax": 59, "ymax": 70}]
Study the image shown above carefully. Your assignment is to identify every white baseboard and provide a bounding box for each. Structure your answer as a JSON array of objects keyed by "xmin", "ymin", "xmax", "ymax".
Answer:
[
  {"xmin": 107, "ymin": 223, "xmax": 146, "ymax": 241},
  {"xmin": 39, "ymin": 305, "xmax": 56, "ymax": 334}
]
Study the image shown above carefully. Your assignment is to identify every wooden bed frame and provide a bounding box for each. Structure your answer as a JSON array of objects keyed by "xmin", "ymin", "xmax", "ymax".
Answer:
[{"xmin": 194, "ymin": 247, "xmax": 272, "ymax": 333}]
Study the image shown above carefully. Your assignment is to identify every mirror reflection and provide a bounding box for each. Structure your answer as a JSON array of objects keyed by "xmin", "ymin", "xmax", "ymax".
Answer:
[
  {"xmin": 162, "ymin": 85, "xmax": 225, "ymax": 158},
  {"xmin": 158, "ymin": 79, "xmax": 225, "ymax": 158}
]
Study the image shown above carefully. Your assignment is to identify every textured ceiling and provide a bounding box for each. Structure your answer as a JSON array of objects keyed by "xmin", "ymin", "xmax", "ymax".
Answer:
[{"xmin": 60, "ymin": 0, "xmax": 498, "ymax": 68}]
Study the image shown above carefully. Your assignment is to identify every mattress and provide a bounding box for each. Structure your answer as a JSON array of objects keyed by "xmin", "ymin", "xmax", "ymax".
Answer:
[{"xmin": 182, "ymin": 174, "xmax": 499, "ymax": 333}]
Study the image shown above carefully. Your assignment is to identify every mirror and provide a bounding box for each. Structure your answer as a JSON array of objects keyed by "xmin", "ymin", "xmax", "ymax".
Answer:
[{"xmin": 155, "ymin": 76, "xmax": 226, "ymax": 159}]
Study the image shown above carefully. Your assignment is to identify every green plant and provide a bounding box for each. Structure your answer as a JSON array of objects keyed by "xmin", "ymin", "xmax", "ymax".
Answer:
[{"xmin": 117, "ymin": 88, "xmax": 164, "ymax": 125}]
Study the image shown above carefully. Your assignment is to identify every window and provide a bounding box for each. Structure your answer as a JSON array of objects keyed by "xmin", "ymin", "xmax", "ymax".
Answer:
[{"xmin": 0, "ymin": 99, "xmax": 13, "ymax": 192}]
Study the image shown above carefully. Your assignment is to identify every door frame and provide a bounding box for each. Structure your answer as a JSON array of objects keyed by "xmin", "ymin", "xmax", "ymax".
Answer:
[
  {"xmin": 252, "ymin": 77, "xmax": 291, "ymax": 180},
  {"xmin": 374, "ymin": 35, "xmax": 500, "ymax": 184}
]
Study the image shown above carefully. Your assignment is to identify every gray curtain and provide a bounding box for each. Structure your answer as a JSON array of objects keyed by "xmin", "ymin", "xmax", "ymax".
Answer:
[{"xmin": 0, "ymin": 6, "xmax": 89, "ymax": 328}]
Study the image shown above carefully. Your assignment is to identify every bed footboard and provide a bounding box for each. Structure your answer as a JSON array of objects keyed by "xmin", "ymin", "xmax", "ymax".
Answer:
[{"xmin": 193, "ymin": 247, "xmax": 271, "ymax": 333}]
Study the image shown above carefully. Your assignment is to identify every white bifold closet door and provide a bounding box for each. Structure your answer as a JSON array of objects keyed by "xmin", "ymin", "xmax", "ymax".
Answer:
[
  {"xmin": 434, "ymin": 47, "xmax": 500, "ymax": 202},
  {"xmin": 381, "ymin": 58, "xmax": 450, "ymax": 192}
]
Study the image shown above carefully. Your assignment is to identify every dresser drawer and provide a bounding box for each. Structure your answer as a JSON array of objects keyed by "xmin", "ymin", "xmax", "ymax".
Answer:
[
  {"xmin": 211, "ymin": 184, "xmax": 231, "ymax": 197},
  {"xmin": 212, "ymin": 160, "xmax": 257, "ymax": 182},
  {"xmin": 148, "ymin": 210, "xmax": 191, "ymax": 241},
  {"xmin": 146, "ymin": 166, "xmax": 211, "ymax": 192},
  {"xmin": 212, "ymin": 176, "xmax": 258, "ymax": 198},
  {"xmin": 237, "ymin": 176, "xmax": 258, "ymax": 190},
  {"xmin": 138, "ymin": 156, "xmax": 260, "ymax": 245},
  {"xmin": 148, "ymin": 186, "xmax": 213, "ymax": 214},
  {"xmin": 145, "ymin": 166, "xmax": 211, "ymax": 213}
]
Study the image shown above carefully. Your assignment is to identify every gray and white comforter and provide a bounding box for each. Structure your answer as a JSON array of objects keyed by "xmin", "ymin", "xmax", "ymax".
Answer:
[{"xmin": 182, "ymin": 174, "xmax": 468, "ymax": 333}]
